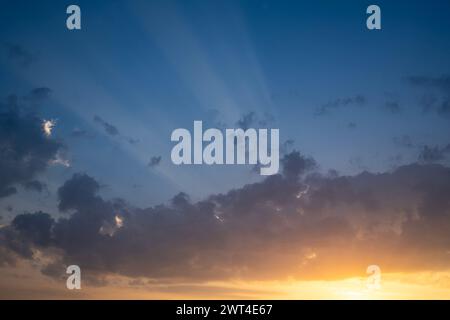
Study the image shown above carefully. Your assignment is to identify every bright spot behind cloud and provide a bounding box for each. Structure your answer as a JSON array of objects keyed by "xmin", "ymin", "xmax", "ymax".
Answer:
[{"xmin": 42, "ymin": 119, "xmax": 55, "ymax": 137}]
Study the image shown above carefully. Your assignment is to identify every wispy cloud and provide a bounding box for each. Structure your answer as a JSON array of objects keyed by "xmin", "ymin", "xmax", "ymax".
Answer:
[{"xmin": 314, "ymin": 95, "xmax": 366, "ymax": 116}]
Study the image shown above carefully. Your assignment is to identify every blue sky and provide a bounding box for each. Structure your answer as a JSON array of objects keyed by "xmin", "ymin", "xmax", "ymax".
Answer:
[{"xmin": 1, "ymin": 0, "xmax": 450, "ymax": 208}]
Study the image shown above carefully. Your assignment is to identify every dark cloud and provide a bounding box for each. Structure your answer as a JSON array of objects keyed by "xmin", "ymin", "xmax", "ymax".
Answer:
[
  {"xmin": 407, "ymin": 75, "xmax": 450, "ymax": 118},
  {"xmin": 0, "ymin": 94, "xmax": 63, "ymax": 198},
  {"xmin": 418, "ymin": 144, "xmax": 450, "ymax": 163},
  {"xmin": 349, "ymin": 156, "xmax": 368, "ymax": 171},
  {"xmin": 314, "ymin": 95, "xmax": 366, "ymax": 116},
  {"xmin": 127, "ymin": 137, "xmax": 140, "ymax": 145},
  {"xmin": 387, "ymin": 154, "xmax": 404, "ymax": 167},
  {"xmin": 204, "ymin": 109, "xmax": 227, "ymax": 129},
  {"xmin": 2, "ymin": 154, "xmax": 450, "ymax": 282},
  {"xmin": 280, "ymin": 139, "xmax": 295, "ymax": 154},
  {"xmin": 236, "ymin": 112, "xmax": 256, "ymax": 130},
  {"xmin": 22, "ymin": 180, "xmax": 47, "ymax": 193},
  {"xmin": 93, "ymin": 115, "xmax": 120, "ymax": 136},
  {"xmin": 281, "ymin": 150, "xmax": 316, "ymax": 179},
  {"xmin": 57, "ymin": 173, "xmax": 101, "ymax": 212},
  {"xmin": 419, "ymin": 95, "xmax": 450, "ymax": 117},
  {"xmin": 148, "ymin": 156, "xmax": 162, "ymax": 167},
  {"xmin": 171, "ymin": 192, "xmax": 190, "ymax": 207},
  {"xmin": 93, "ymin": 115, "xmax": 140, "ymax": 146},
  {"xmin": 3, "ymin": 43, "xmax": 35, "ymax": 67},
  {"xmin": 236, "ymin": 111, "xmax": 275, "ymax": 129},
  {"xmin": 419, "ymin": 94, "xmax": 439, "ymax": 113},
  {"xmin": 257, "ymin": 112, "xmax": 275, "ymax": 127},
  {"xmin": 12, "ymin": 212, "xmax": 54, "ymax": 247}
]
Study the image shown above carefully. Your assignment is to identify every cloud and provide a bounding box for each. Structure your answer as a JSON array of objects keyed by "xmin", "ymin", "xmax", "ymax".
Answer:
[
  {"xmin": 57, "ymin": 173, "xmax": 101, "ymax": 212},
  {"xmin": 393, "ymin": 135, "xmax": 415, "ymax": 148},
  {"xmin": 281, "ymin": 151, "xmax": 316, "ymax": 179},
  {"xmin": 93, "ymin": 115, "xmax": 140, "ymax": 146},
  {"xmin": 0, "ymin": 94, "xmax": 63, "ymax": 198},
  {"xmin": 93, "ymin": 115, "xmax": 120, "ymax": 136},
  {"xmin": 127, "ymin": 137, "xmax": 140, "ymax": 145},
  {"xmin": 348, "ymin": 156, "xmax": 368, "ymax": 171},
  {"xmin": 22, "ymin": 180, "xmax": 47, "ymax": 193},
  {"xmin": 418, "ymin": 144, "xmax": 450, "ymax": 163},
  {"xmin": 70, "ymin": 127, "xmax": 94, "ymax": 139},
  {"xmin": 236, "ymin": 112, "xmax": 256, "ymax": 130},
  {"xmin": 423, "ymin": 97, "xmax": 450, "ymax": 117},
  {"xmin": 26, "ymin": 87, "xmax": 52, "ymax": 104},
  {"xmin": 235, "ymin": 111, "xmax": 275, "ymax": 129},
  {"xmin": 11, "ymin": 212, "xmax": 54, "ymax": 247},
  {"xmin": 407, "ymin": 75, "xmax": 450, "ymax": 118},
  {"xmin": 314, "ymin": 95, "xmax": 366, "ymax": 116},
  {"xmin": 280, "ymin": 139, "xmax": 295, "ymax": 154},
  {"xmin": 3, "ymin": 43, "xmax": 35, "ymax": 67},
  {"xmin": 406, "ymin": 75, "xmax": 450, "ymax": 91},
  {"xmin": 2, "ymin": 152, "xmax": 450, "ymax": 283},
  {"xmin": 148, "ymin": 156, "xmax": 162, "ymax": 167}
]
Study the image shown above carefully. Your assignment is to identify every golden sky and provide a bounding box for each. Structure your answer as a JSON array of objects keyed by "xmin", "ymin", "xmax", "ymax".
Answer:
[{"xmin": 2, "ymin": 262, "xmax": 450, "ymax": 299}]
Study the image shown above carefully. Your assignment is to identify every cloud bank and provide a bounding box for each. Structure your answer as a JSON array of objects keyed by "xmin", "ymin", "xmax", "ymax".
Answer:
[{"xmin": 1, "ymin": 150, "xmax": 450, "ymax": 283}]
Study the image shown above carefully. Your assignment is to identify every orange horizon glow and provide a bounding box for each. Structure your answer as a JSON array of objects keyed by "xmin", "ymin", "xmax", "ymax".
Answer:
[{"xmin": 2, "ymin": 263, "xmax": 450, "ymax": 299}]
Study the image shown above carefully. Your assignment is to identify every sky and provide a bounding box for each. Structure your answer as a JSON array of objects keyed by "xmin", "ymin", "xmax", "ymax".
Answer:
[{"xmin": 1, "ymin": 0, "xmax": 450, "ymax": 299}]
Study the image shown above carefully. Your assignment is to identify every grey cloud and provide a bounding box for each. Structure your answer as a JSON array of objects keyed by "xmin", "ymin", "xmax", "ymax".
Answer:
[
  {"xmin": 407, "ymin": 75, "xmax": 450, "ymax": 118},
  {"xmin": 26, "ymin": 87, "xmax": 52, "ymax": 103},
  {"xmin": 148, "ymin": 156, "xmax": 162, "ymax": 167},
  {"xmin": 171, "ymin": 192, "xmax": 190, "ymax": 207},
  {"xmin": 314, "ymin": 95, "xmax": 366, "ymax": 116},
  {"xmin": 407, "ymin": 75, "xmax": 450, "ymax": 91},
  {"xmin": 349, "ymin": 156, "xmax": 368, "ymax": 171},
  {"xmin": 93, "ymin": 115, "xmax": 141, "ymax": 146},
  {"xmin": 71, "ymin": 128, "xmax": 94, "ymax": 139},
  {"xmin": 57, "ymin": 173, "xmax": 101, "ymax": 212},
  {"xmin": 0, "ymin": 94, "xmax": 63, "ymax": 198},
  {"xmin": 280, "ymin": 139, "xmax": 295, "ymax": 154},
  {"xmin": 127, "ymin": 137, "xmax": 140, "ymax": 145},
  {"xmin": 12, "ymin": 212, "xmax": 54, "ymax": 247},
  {"xmin": 2, "ymin": 155, "xmax": 450, "ymax": 282},
  {"xmin": 93, "ymin": 115, "xmax": 120, "ymax": 136},
  {"xmin": 420, "ymin": 94, "xmax": 450, "ymax": 117},
  {"xmin": 236, "ymin": 112, "xmax": 256, "ymax": 130},
  {"xmin": 418, "ymin": 144, "xmax": 450, "ymax": 163},
  {"xmin": 23, "ymin": 180, "xmax": 47, "ymax": 193},
  {"xmin": 3, "ymin": 43, "xmax": 35, "ymax": 67},
  {"xmin": 281, "ymin": 150, "xmax": 316, "ymax": 179},
  {"xmin": 236, "ymin": 111, "xmax": 275, "ymax": 129},
  {"xmin": 419, "ymin": 94, "xmax": 439, "ymax": 113}
]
